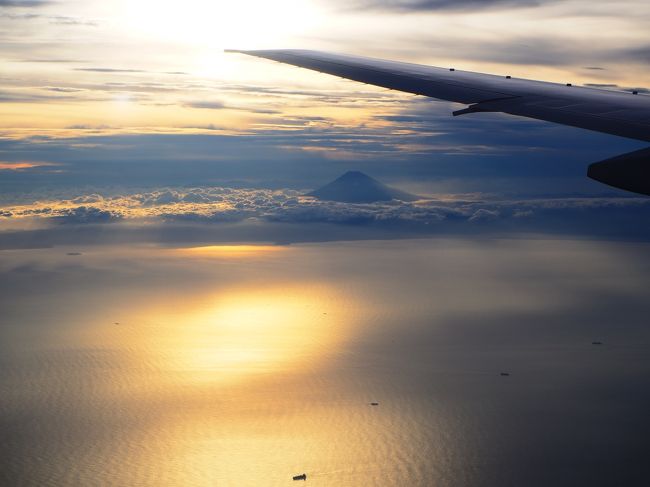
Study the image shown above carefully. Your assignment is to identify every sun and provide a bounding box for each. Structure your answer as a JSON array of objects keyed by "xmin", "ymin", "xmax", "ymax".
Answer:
[{"xmin": 122, "ymin": 0, "xmax": 322, "ymax": 49}]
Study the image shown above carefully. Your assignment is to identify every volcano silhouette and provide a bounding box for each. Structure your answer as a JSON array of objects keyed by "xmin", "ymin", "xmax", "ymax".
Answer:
[{"xmin": 308, "ymin": 171, "xmax": 418, "ymax": 203}]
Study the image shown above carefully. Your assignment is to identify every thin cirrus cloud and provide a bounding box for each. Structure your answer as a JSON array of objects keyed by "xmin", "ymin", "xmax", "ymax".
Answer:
[
  {"xmin": 72, "ymin": 67, "xmax": 187, "ymax": 75},
  {"xmin": 183, "ymin": 100, "xmax": 281, "ymax": 114},
  {"xmin": 73, "ymin": 68, "xmax": 147, "ymax": 73},
  {"xmin": 17, "ymin": 59, "xmax": 88, "ymax": 63},
  {"xmin": 342, "ymin": 0, "xmax": 550, "ymax": 11},
  {"xmin": 0, "ymin": 161, "xmax": 57, "ymax": 170},
  {"xmin": 0, "ymin": 0, "xmax": 51, "ymax": 6},
  {"xmin": 184, "ymin": 100, "xmax": 226, "ymax": 110}
]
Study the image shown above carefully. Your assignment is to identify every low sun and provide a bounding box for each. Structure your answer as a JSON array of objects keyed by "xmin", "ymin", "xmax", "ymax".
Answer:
[{"xmin": 122, "ymin": 0, "xmax": 322, "ymax": 49}]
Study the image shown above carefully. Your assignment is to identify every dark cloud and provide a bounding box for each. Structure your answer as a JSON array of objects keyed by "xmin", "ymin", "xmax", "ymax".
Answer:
[
  {"xmin": 51, "ymin": 206, "xmax": 121, "ymax": 224},
  {"xmin": 0, "ymin": 0, "xmax": 50, "ymax": 6}
]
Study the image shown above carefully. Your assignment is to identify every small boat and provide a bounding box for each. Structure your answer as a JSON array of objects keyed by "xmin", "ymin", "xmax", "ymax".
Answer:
[
  {"xmin": 370, "ymin": 402, "xmax": 379, "ymax": 406},
  {"xmin": 293, "ymin": 473, "xmax": 307, "ymax": 481},
  {"xmin": 500, "ymin": 372, "xmax": 510, "ymax": 376},
  {"xmin": 592, "ymin": 341, "xmax": 603, "ymax": 345}
]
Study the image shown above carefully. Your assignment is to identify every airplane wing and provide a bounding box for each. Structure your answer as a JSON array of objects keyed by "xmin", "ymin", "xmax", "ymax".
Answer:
[{"xmin": 228, "ymin": 49, "xmax": 650, "ymax": 195}]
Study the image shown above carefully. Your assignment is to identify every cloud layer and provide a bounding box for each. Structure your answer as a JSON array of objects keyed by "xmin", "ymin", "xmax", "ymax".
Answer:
[{"xmin": 2, "ymin": 186, "xmax": 650, "ymax": 247}]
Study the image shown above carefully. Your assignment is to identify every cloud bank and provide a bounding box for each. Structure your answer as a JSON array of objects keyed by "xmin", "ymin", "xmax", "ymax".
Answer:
[{"xmin": 2, "ymin": 186, "xmax": 650, "ymax": 247}]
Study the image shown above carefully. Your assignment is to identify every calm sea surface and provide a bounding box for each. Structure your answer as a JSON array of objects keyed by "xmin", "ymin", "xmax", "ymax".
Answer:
[{"xmin": 1, "ymin": 239, "xmax": 650, "ymax": 486}]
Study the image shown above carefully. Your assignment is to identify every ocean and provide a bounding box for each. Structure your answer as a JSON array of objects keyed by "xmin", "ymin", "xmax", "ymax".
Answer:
[{"xmin": 1, "ymin": 238, "xmax": 650, "ymax": 486}]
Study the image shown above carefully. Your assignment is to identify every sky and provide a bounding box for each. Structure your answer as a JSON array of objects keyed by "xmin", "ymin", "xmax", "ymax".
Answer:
[{"xmin": 1, "ymin": 0, "xmax": 650, "ymax": 245}]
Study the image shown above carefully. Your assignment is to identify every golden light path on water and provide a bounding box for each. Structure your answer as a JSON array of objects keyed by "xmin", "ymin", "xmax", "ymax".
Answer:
[
  {"xmin": 48, "ymin": 244, "xmax": 389, "ymax": 486},
  {"xmin": 85, "ymin": 245, "xmax": 354, "ymax": 386},
  {"xmin": 135, "ymin": 284, "xmax": 347, "ymax": 384}
]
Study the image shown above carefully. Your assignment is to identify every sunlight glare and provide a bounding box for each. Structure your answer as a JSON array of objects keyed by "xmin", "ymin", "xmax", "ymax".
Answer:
[
  {"xmin": 123, "ymin": 0, "xmax": 321, "ymax": 49},
  {"xmin": 178, "ymin": 245, "xmax": 286, "ymax": 258},
  {"xmin": 165, "ymin": 286, "xmax": 345, "ymax": 383}
]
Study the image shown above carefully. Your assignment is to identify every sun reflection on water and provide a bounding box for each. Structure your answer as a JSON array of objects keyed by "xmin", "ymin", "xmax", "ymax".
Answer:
[
  {"xmin": 177, "ymin": 244, "xmax": 286, "ymax": 259},
  {"xmin": 32, "ymin": 245, "xmax": 385, "ymax": 485},
  {"xmin": 166, "ymin": 286, "xmax": 341, "ymax": 382},
  {"xmin": 112, "ymin": 280, "xmax": 350, "ymax": 387}
]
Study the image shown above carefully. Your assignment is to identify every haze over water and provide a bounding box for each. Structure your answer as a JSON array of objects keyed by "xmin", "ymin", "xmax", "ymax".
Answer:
[{"xmin": 2, "ymin": 238, "xmax": 650, "ymax": 486}]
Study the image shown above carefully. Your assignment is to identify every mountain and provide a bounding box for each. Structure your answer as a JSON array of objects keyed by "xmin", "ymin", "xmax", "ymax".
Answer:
[{"xmin": 308, "ymin": 171, "xmax": 419, "ymax": 203}]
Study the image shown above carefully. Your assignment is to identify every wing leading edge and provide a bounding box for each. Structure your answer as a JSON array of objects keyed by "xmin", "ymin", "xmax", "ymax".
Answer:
[{"xmin": 228, "ymin": 49, "xmax": 650, "ymax": 195}]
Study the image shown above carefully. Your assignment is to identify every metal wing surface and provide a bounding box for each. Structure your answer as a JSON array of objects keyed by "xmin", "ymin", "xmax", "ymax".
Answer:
[{"xmin": 228, "ymin": 49, "xmax": 650, "ymax": 195}]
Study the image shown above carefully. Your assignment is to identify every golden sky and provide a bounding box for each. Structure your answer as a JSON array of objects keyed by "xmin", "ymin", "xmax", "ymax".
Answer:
[{"xmin": 1, "ymin": 0, "xmax": 649, "ymax": 138}]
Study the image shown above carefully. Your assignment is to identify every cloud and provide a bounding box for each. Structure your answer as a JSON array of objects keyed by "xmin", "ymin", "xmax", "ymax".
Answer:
[
  {"xmin": 468, "ymin": 208, "xmax": 500, "ymax": 222},
  {"xmin": 389, "ymin": 35, "xmax": 650, "ymax": 67},
  {"xmin": 52, "ymin": 206, "xmax": 121, "ymax": 224},
  {"xmin": 3, "ymin": 186, "xmax": 650, "ymax": 245},
  {"xmin": 64, "ymin": 124, "xmax": 113, "ymax": 130},
  {"xmin": 43, "ymin": 87, "xmax": 84, "ymax": 93},
  {"xmin": 624, "ymin": 45, "xmax": 650, "ymax": 63},
  {"xmin": 72, "ymin": 68, "xmax": 188, "ymax": 77},
  {"xmin": 74, "ymin": 68, "xmax": 147, "ymax": 73},
  {"xmin": 0, "ymin": 89, "xmax": 100, "ymax": 103},
  {"xmin": 0, "ymin": 115, "xmax": 644, "ymax": 202},
  {"xmin": 0, "ymin": 0, "xmax": 50, "ymax": 6},
  {"xmin": 48, "ymin": 16, "xmax": 98, "ymax": 26},
  {"xmin": 183, "ymin": 100, "xmax": 226, "ymax": 110},
  {"xmin": 344, "ymin": 0, "xmax": 545, "ymax": 12},
  {"xmin": 17, "ymin": 59, "xmax": 88, "ymax": 63},
  {"xmin": 0, "ymin": 161, "xmax": 57, "ymax": 170},
  {"xmin": 182, "ymin": 99, "xmax": 281, "ymax": 114},
  {"xmin": 1, "ymin": 10, "xmax": 97, "ymax": 25}
]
